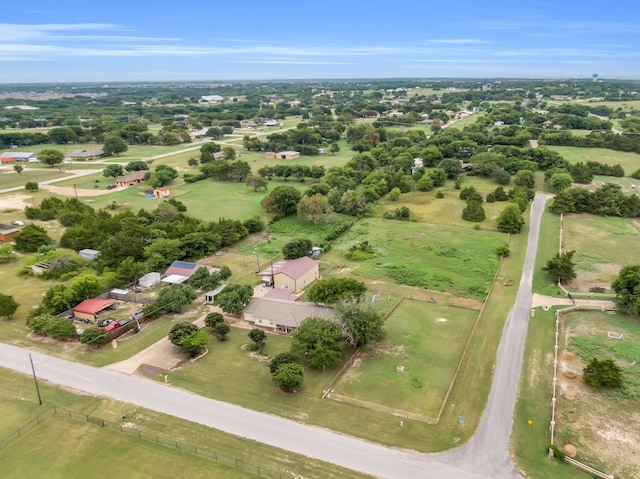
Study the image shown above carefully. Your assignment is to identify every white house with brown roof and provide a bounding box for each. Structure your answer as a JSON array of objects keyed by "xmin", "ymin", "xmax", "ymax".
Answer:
[
  {"xmin": 257, "ymin": 256, "xmax": 319, "ymax": 293},
  {"xmin": 66, "ymin": 149, "xmax": 104, "ymax": 160},
  {"xmin": 243, "ymin": 297, "xmax": 335, "ymax": 332}
]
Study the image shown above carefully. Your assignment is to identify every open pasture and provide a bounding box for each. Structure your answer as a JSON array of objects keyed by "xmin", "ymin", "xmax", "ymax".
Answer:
[
  {"xmin": 547, "ymin": 146, "xmax": 640, "ymax": 176},
  {"xmin": 332, "ymin": 300, "xmax": 479, "ymax": 419}
]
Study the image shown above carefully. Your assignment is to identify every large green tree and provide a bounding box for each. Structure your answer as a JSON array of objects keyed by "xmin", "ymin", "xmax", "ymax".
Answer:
[
  {"xmin": 273, "ymin": 363, "xmax": 304, "ymax": 392},
  {"xmin": 282, "ymin": 238, "xmax": 312, "ymax": 260},
  {"xmin": 542, "ymin": 251, "xmax": 577, "ymax": 283},
  {"xmin": 248, "ymin": 327, "xmax": 267, "ymax": 352},
  {"xmin": 291, "ymin": 317, "xmax": 345, "ymax": 370},
  {"xmin": 496, "ymin": 203, "xmax": 525, "ymax": 233},
  {"xmin": 103, "ymin": 136, "xmax": 128, "ymax": 156},
  {"xmin": 261, "ymin": 185, "xmax": 302, "ymax": 217},
  {"xmin": 0, "ymin": 293, "xmax": 18, "ymax": 319},
  {"xmin": 612, "ymin": 265, "xmax": 640, "ymax": 314},
  {"xmin": 335, "ymin": 301, "xmax": 384, "ymax": 347},
  {"xmin": 38, "ymin": 149, "xmax": 64, "ymax": 167},
  {"xmin": 103, "ymin": 164, "xmax": 124, "ymax": 179},
  {"xmin": 152, "ymin": 284, "xmax": 197, "ymax": 315},
  {"xmin": 214, "ymin": 284, "xmax": 253, "ymax": 314},
  {"xmin": 14, "ymin": 224, "xmax": 52, "ymax": 252}
]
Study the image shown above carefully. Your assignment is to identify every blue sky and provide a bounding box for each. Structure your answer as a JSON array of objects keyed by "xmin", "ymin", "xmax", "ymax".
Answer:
[{"xmin": 1, "ymin": 0, "xmax": 638, "ymax": 83}]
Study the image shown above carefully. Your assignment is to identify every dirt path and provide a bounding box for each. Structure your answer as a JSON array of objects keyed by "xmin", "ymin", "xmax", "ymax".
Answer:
[{"xmin": 40, "ymin": 183, "xmax": 123, "ymax": 197}]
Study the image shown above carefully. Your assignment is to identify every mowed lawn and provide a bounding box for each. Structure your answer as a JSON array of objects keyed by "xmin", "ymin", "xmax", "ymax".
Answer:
[
  {"xmin": 326, "ymin": 218, "xmax": 503, "ymax": 299},
  {"xmin": 0, "ymin": 416, "xmax": 249, "ymax": 479},
  {"xmin": 547, "ymin": 146, "xmax": 640, "ymax": 176},
  {"xmin": 334, "ymin": 300, "xmax": 478, "ymax": 418},
  {"xmin": 562, "ymin": 214, "xmax": 640, "ymax": 291},
  {"xmin": 0, "ymin": 168, "xmax": 73, "ymax": 189}
]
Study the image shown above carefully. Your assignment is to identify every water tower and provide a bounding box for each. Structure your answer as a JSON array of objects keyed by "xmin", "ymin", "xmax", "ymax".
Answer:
[{"xmin": 592, "ymin": 73, "xmax": 599, "ymax": 82}]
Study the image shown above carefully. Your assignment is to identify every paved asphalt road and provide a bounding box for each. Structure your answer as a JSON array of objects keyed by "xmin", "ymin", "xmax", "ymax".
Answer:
[{"xmin": 0, "ymin": 194, "xmax": 550, "ymax": 479}]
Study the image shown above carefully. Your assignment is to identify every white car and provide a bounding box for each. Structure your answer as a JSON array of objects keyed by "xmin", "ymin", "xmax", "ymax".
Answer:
[{"xmin": 12, "ymin": 220, "xmax": 24, "ymax": 226}]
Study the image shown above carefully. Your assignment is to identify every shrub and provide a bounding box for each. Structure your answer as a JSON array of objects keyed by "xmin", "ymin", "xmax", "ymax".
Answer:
[
  {"xmin": 25, "ymin": 182, "xmax": 39, "ymax": 192},
  {"xmin": 435, "ymin": 190, "xmax": 444, "ymax": 198},
  {"xmin": 204, "ymin": 312, "xmax": 224, "ymax": 329},
  {"xmin": 583, "ymin": 358, "xmax": 623, "ymax": 388},
  {"xmin": 496, "ymin": 244, "xmax": 511, "ymax": 257},
  {"xmin": 548, "ymin": 444, "xmax": 565, "ymax": 461}
]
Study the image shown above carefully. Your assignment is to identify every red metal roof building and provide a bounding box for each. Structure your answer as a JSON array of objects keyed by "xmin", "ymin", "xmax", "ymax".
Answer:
[{"xmin": 73, "ymin": 298, "xmax": 116, "ymax": 322}]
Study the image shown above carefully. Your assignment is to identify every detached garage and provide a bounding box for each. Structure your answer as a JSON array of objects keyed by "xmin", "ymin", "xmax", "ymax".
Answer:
[{"xmin": 73, "ymin": 298, "xmax": 116, "ymax": 322}]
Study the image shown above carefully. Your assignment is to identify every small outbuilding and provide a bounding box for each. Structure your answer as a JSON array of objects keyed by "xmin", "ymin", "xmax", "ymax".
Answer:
[
  {"xmin": 79, "ymin": 249, "xmax": 101, "ymax": 261},
  {"xmin": 138, "ymin": 272, "xmax": 161, "ymax": 289},
  {"xmin": 204, "ymin": 284, "xmax": 227, "ymax": 304},
  {"xmin": 257, "ymin": 256, "xmax": 319, "ymax": 293},
  {"xmin": 277, "ymin": 151, "xmax": 300, "ymax": 160},
  {"xmin": 0, "ymin": 224, "xmax": 20, "ymax": 242},
  {"xmin": 73, "ymin": 298, "xmax": 116, "ymax": 322}
]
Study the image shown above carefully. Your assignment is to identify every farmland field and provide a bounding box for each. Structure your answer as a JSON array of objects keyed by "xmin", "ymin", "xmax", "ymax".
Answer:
[{"xmin": 333, "ymin": 300, "xmax": 479, "ymax": 419}]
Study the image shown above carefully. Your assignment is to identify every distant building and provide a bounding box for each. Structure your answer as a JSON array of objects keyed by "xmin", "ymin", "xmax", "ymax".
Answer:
[
  {"xmin": 0, "ymin": 152, "xmax": 37, "ymax": 163},
  {"xmin": 138, "ymin": 272, "xmax": 161, "ymax": 289},
  {"xmin": 79, "ymin": 249, "xmax": 101, "ymax": 261},
  {"xmin": 153, "ymin": 187, "xmax": 171, "ymax": 198},
  {"xmin": 199, "ymin": 95, "xmax": 224, "ymax": 104},
  {"xmin": 0, "ymin": 224, "xmax": 19, "ymax": 242},
  {"xmin": 66, "ymin": 149, "xmax": 104, "ymax": 160},
  {"xmin": 116, "ymin": 170, "xmax": 146, "ymax": 187}
]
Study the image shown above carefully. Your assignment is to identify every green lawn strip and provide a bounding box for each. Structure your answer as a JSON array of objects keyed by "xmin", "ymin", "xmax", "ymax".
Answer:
[
  {"xmin": 334, "ymin": 301, "xmax": 478, "ymax": 418},
  {"xmin": 0, "ymin": 368, "xmax": 369, "ymax": 479},
  {"xmin": 546, "ymin": 146, "xmax": 640, "ymax": 176},
  {"xmin": 562, "ymin": 214, "xmax": 640, "ymax": 292},
  {"xmin": 532, "ymin": 204, "xmax": 561, "ymax": 296},
  {"xmin": 324, "ymin": 218, "xmax": 503, "ymax": 300},
  {"xmin": 0, "ymin": 169, "xmax": 73, "ymax": 189},
  {"xmin": 511, "ymin": 307, "xmax": 586, "ymax": 479}
]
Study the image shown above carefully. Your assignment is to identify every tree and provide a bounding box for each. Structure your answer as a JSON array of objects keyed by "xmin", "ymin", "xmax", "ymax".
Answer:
[
  {"xmin": 0, "ymin": 293, "xmax": 18, "ymax": 319},
  {"xmin": 147, "ymin": 164, "xmax": 178, "ymax": 187},
  {"xmin": 116, "ymin": 257, "xmax": 147, "ymax": 285},
  {"xmin": 214, "ymin": 322, "xmax": 231, "ymax": 341},
  {"xmin": 282, "ymin": 238, "xmax": 312, "ymax": 260},
  {"xmin": 612, "ymin": 265, "xmax": 640, "ymax": 314},
  {"xmin": 205, "ymin": 312, "xmax": 224, "ymax": 329},
  {"xmin": 462, "ymin": 197, "xmax": 486, "ymax": 222},
  {"xmin": 329, "ymin": 143, "xmax": 340, "ymax": 155},
  {"xmin": 43, "ymin": 316, "xmax": 77, "ymax": 340},
  {"xmin": 542, "ymin": 251, "xmax": 577, "ymax": 283},
  {"xmin": 125, "ymin": 160, "xmax": 149, "ymax": 172},
  {"xmin": 39, "ymin": 149, "xmax": 64, "ymax": 167},
  {"xmin": 168, "ymin": 323, "xmax": 208, "ymax": 358},
  {"xmin": 273, "ymin": 363, "xmax": 304, "ymax": 392},
  {"xmin": 335, "ymin": 301, "xmax": 384, "ymax": 347},
  {"xmin": 388, "ymin": 187, "xmax": 401, "ymax": 201},
  {"xmin": 297, "ymin": 194, "xmax": 328, "ymax": 224},
  {"xmin": 583, "ymin": 358, "xmax": 623, "ymax": 388},
  {"xmin": 245, "ymin": 174, "xmax": 268, "ymax": 192},
  {"xmin": 513, "ymin": 170, "xmax": 536, "ymax": 189},
  {"xmin": 214, "ymin": 284, "xmax": 253, "ymax": 314},
  {"xmin": 103, "ymin": 136, "xmax": 128, "ymax": 156},
  {"xmin": 496, "ymin": 203, "xmax": 525, "ymax": 233},
  {"xmin": 261, "ymin": 185, "xmax": 302, "ymax": 217},
  {"xmin": 152, "ymin": 284, "xmax": 197, "ymax": 314},
  {"xmin": 291, "ymin": 317, "xmax": 345, "ymax": 370},
  {"xmin": 188, "ymin": 267, "xmax": 221, "ymax": 291},
  {"xmin": 14, "ymin": 224, "xmax": 52, "ymax": 252},
  {"xmin": 269, "ymin": 352, "xmax": 300, "ymax": 374},
  {"xmin": 103, "ymin": 164, "xmax": 124, "ymax": 179},
  {"xmin": 187, "ymin": 157, "xmax": 199, "ymax": 168},
  {"xmin": 248, "ymin": 327, "xmax": 267, "ymax": 352},
  {"xmin": 222, "ymin": 146, "xmax": 236, "ymax": 161},
  {"xmin": 13, "ymin": 164, "xmax": 23, "ymax": 175},
  {"xmin": 438, "ymin": 158, "xmax": 463, "ymax": 179},
  {"xmin": 492, "ymin": 168, "xmax": 511, "ymax": 186},
  {"xmin": 549, "ymin": 189, "xmax": 576, "ymax": 214},
  {"xmin": 306, "ymin": 277, "xmax": 367, "ymax": 304},
  {"xmin": 25, "ymin": 182, "xmax": 39, "ymax": 192},
  {"xmin": 79, "ymin": 326, "xmax": 108, "ymax": 347},
  {"xmin": 547, "ymin": 172, "xmax": 573, "ymax": 191},
  {"xmin": 169, "ymin": 322, "xmax": 199, "ymax": 345}
]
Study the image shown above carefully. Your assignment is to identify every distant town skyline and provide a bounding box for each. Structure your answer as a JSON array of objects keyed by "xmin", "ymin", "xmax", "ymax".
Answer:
[{"xmin": 1, "ymin": 0, "xmax": 638, "ymax": 83}]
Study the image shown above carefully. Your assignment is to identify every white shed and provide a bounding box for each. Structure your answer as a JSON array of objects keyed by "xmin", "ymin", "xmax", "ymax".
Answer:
[
  {"xmin": 79, "ymin": 249, "xmax": 101, "ymax": 261},
  {"xmin": 138, "ymin": 272, "xmax": 161, "ymax": 289},
  {"xmin": 204, "ymin": 284, "xmax": 227, "ymax": 304}
]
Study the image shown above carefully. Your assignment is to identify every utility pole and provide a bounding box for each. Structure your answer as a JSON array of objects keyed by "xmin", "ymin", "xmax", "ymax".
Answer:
[{"xmin": 29, "ymin": 354, "xmax": 43, "ymax": 405}]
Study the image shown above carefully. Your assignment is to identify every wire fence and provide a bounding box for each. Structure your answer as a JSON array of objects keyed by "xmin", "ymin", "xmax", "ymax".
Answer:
[{"xmin": 0, "ymin": 406, "xmax": 300, "ymax": 479}]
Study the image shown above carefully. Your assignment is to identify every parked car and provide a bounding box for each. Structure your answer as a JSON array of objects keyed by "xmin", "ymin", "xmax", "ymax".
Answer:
[
  {"xmin": 12, "ymin": 220, "xmax": 24, "ymax": 226},
  {"xmin": 97, "ymin": 319, "xmax": 111, "ymax": 327},
  {"xmin": 104, "ymin": 321, "xmax": 121, "ymax": 332},
  {"xmin": 106, "ymin": 184, "xmax": 116, "ymax": 190},
  {"xmin": 118, "ymin": 318, "xmax": 131, "ymax": 326}
]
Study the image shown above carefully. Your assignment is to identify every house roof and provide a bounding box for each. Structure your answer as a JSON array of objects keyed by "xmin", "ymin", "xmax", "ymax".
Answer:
[
  {"xmin": 257, "ymin": 256, "xmax": 317, "ymax": 280},
  {"xmin": 116, "ymin": 170, "xmax": 146, "ymax": 183},
  {"xmin": 162, "ymin": 274, "xmax": 189, "ymax": 284},
  {"xmin": 263, "ymin": 288, "xmax": 298, "ymax": 301},
  {"xmin": 0, "ymin": 223, "xmax": 19, "ymax": 233},
  {"xmin": 279, "ymin": 150, "xmax": 300, "ymax": 155},
  {"xmin": 73, "ymin": 298, "xmax": 115, "ymax": 315},
  {"xmin": 243, "ymin": 298, "xmax": 335, "ymax": 328},
  {"xmin": 164, "ymin": 260, "xmax": 200, "ymax": 278},
  {"xmin": 0, "ymin": 152, "xmax": 35, "ymax": 159},
  {"xmin": 67, "ymin": 149, "xmax": 104, "ymax": 158}
]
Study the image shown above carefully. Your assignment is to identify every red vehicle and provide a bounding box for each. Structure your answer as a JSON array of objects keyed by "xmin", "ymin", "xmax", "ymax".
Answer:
[{"xmin": 104, "ymin": 320, "xmax": 121, "ymax": 332}]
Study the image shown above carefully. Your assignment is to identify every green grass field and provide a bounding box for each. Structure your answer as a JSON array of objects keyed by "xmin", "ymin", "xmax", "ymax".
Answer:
[
  {"xmin": 547, "ymin": 146, "xmax": 640, "ymax": 176},
  {"xmin": 325, "ymin": 218, "xmax": 503, "ymax": 299},
  {"xmin": 334, "ymin": 300, "xmax": 478, "ymax": 419},
  {"xmin": 0, "ymin": 168, "xmax": 74, "ymax": 189},
  {"xmin": 562, "ymin": 214, "xmax": 640, "ymax": 292},
  {"xmin": 0, "ymin": 368, "xmax": 369, "ymax": 479},
  {"xmin": 531, "ymin": 203, "xmax": 561, "ymax": 296},
  {"xmin": 511, "ymin": 307, "xmax": 587, "ymax": 479}
]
